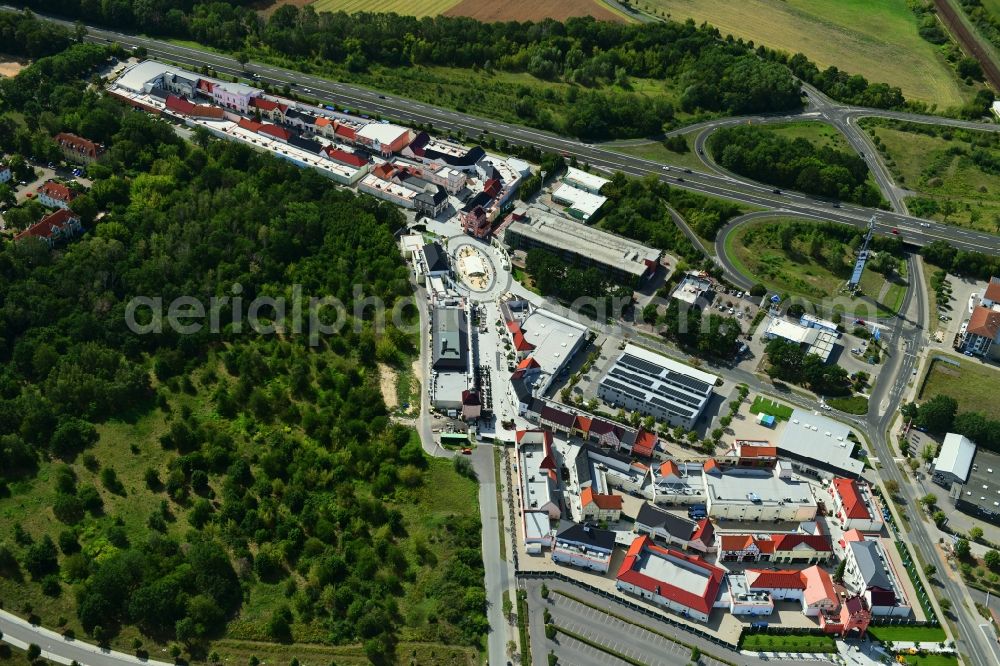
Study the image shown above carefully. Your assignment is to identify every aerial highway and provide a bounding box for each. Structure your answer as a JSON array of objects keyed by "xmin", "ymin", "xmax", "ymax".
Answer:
[{"xmin": 9, "ymin": 5, "xmax": 1000, "ymax": 256}]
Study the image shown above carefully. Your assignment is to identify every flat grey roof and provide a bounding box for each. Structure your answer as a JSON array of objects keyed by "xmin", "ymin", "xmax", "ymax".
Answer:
[
  {"xmin": 957, "ymin": 447, "xmax": 1000, "ymax": 515},
  {"xmin": 934, "ymin": 433, "xmax": 976, "ymax": 482},
  {"xmin": 431, "ymin": 305, "xmax": 468, "ymax": 370},
  {"xmin": 778, "ymin": 409, "xmax": 863, "ymax": 476},
  {"xmin": 506, "ymin": 207, "xmax": 659, "ymax": 277},
  {"xmin": 706, "ymin": 466, "xmax": 816, "ymax": 507}
]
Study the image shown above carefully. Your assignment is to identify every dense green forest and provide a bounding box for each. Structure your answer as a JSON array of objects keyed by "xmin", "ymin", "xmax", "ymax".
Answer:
[
  {"xmin": 707, "ymin": 125, "xmax": 884, "ymax": 206},
  {"xmin": 13, "ymin": 1, "xmax": 952, "ymax": 138},
  {"xmin": 0, "ymin": 21, "xmax": 485, "ymax": 665},
  {"xmin": 921, "ymin": 239, "xmax": 1000, "ymax": 279}
]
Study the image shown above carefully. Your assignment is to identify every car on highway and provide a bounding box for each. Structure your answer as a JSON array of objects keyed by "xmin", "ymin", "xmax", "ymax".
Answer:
[
  {"xmin": 832, "ymin": 202, "xmax": 841, "ymax": 208},
  {"xmin": 683, "ymin": 168, "xmax": 692, "ymax": 173},
  {"xmin": 772, "ymin": 189, "xmax": 782, "ymax": 194},
  {"xmin": 378, "ymin": 94, "xmax": 386, "ymax": 99},
  {"xmin": 662, "ymin": 165, "xmax": 670, "ymax": 171},
  {"xmin": 675, "ymin": 177, "xmax": 685, "ymax": 182},
  {"xmin": 891, "ymin": 227, "xmax": 899, "ymax": 234},
  {"xmin": 920, "ymin": 222, "xmax": 930, "ymax": 227}
]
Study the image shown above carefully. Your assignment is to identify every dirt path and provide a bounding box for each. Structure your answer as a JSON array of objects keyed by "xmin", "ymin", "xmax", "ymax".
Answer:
[{"xmin": 378, "ymin": 363, "xmax": 398, "ymax": 410}]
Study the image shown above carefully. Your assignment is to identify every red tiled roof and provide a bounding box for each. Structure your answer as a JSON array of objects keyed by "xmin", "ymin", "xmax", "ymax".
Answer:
[
  {"xmin": 719, "ymin": 534, "xmax": 777, "ymax": 554},
  {"xmin": 506, "ymin": 321, "xmax": 535, "ymax": 351},
  {"xmin": 801, "ymin": 565, "xmax": 837, "ymax": 607},
  {"xmin": 967, "ymin": 305, "xmax": 1000, "ymax": 339},
  {"xmin": 258, "ymin": 124, "xmax": 291, "ymax": 141},
  {"xmin": 197, "ymin": 79, "xmax": 215, "ymax": 93},
  {"xmin": 165, "ymin": 95, "xmax": 224, "ymax": 119},
  {"xmin": 55, "ymin": 132, "xmax": 100, "ymax": 159},
  {"xmin": 659, "ymin": 460, "xmax": 680, "ymax": 478},
  {"xmin": 691, "ymin": 518, "xmax": 713, "ymax": 545},
  {"xmin": 573, "ymin": 415, "xmax": 592, "ymax": 432},
  {"xmin": 37, "ymin": 180, "xmax": 76, "ymax": 203},
  {"xmin": 581, "ymin": 486, "xmax": 623, "ymax": 511},
  {"xmin": 632, "ymin": 429, "xmax": 657, "ymax": 457},
  {"xmin": 250, "ymin": 97, "xmax": 288, "ymax": 113},
  {"xmin": 739, "ymin": 445, "xmax": 777, "ymax": 458},
  {"xmin": 516, "ymin": 356, "xmax": 540, "ymax": 371},
  {"xmin": 334, "ymin": 123, "xmax": 357, "ymax": 139},
  {"xmin": 14, "ymin": 208, "xmax": 79, "ymax": 242},
  {"xmin": 238, "ymin": 118, "xmax": 264, "ymax": 133},
  {"xmin": 483, "ymin": 177, "xmax": 502, "ymax": 198},
  {"xmin": 984, "ymin": 277, "xmax": 1000, "ymax": 303},
  {"xmin": 746, "ymin": 569, "xmax": 807, "ymax": 591},
  {"xmin": 771, "ymin": 533, "xmax": 832, "ymax": 552},
  {"xmin": 843, "ymin": 528, "xmax": 865, "ymax": 543},
  {"xmin": 323, "ymin": 147, "xmax": 368, "ymax": 168},
  {"xmin": 832, "ymin": 477, "xmax": 870, "ymax": 521},
  {"xmin": 703, "ymin": 458, "xmax": 720, "ymax": 474},
  {"xmin": 617, "ymin": 536, "xmax": 724, "ymax": 616}
]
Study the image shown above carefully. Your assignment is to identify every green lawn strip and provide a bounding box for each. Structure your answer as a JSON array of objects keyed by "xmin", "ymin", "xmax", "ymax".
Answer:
[
  {"xmin": 867, "ymin": 625, "xmax": 947, "ymax": 643},
  {"xmin": 552, "ymin": 625, "xmax": 647, "ymax": 666},
  {"xmin": 553, "ymin": 590, "xmax": 737, "ymax": 666},
  {"xmin": 827, "ymin": 395, "xmax": 870, "ymax": 414},
  {"xmin": 918, "ymin": 356, "xmax": 1000, "ymax": 420},
  {"xmin": 749, "ymin": 396, "xmax": 794, "ymax": 420},
  {"xmin": 609, "ymin": 133, "xmax": 706, "ymax": 171},
  {"xmin": 516, "ymin": 590, "xmax": 531, "ymax": 666},
  {"xmin": 741, "ymin": 633, "xmax": 837, "ymax": 653},
  {"xmin": 493, "ymin": 447, "xmax": 506, "ymax": 562},
  {"xmin": 893, "ymin": 541, "xmax": 939, "ymax": 621}
]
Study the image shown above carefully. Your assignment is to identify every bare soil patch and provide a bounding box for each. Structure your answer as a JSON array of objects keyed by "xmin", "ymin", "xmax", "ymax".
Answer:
[
  {"xmin": 0, "ymin": 60, "xmax": 27, "ymax": 78},
  {"xmin": 444, "ymin": 0, "xmax": 621, "ymax": 22},
  {"xmin": 378, "ymin": 362, "xmax": 399, "ymax": 409}
]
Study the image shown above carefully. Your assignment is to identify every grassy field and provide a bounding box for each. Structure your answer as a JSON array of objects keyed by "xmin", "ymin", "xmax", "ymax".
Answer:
[
  {"xmin": 725, "ymin": 217, "xmax": 906, "ymax": 318},
  {"xmin": 764, "ymin": 121, "xmax": 851, "ymax": 152},
  {"xmin": 863, "ymin": 122, "xmax": 1000, "ymax": 233},
  {"xmin": 742, "ymin": 633, "xmax": 836, "ymax": 653},
  {"xmin": 309, "ymin": 0, "xmax": 461, "ymax": 17},
  {"xmin": 919, "ymin": 355, "xmax": 1000, "ymax": 420},
  {"xmin": 827, "ymin": 395, "xmax": 870, "ymax": 415},
  {"xmin": 867, "ymin": 625, "xmax": 947, "ymax": 643},
  {"xmin": 749, "ymin": 395, "xmax": 793, "ymax": 420},
  {"xmin": 639, "ymin": 0, "xmax": 974, "ymax": 108},
  {"xmin": 609, "ymin": 131, "xmax": 708, "ymax": 171}
]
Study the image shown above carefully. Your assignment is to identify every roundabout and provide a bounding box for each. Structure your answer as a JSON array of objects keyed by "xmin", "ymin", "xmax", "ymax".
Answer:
[{"xmin": 446, "ymin": 236, "xmax": 513, "ymax": 302}]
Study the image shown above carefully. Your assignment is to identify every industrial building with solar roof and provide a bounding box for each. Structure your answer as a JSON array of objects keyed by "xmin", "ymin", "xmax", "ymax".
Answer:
[{"xmin": 597, "ymin": 343, "xmax": 718, "ymax": 429}]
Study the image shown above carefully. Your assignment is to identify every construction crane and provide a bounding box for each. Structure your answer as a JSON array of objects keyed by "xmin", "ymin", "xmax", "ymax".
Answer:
[{"xmin": 848, "ymin": 216, "xmax": 877, "ymax": 292}]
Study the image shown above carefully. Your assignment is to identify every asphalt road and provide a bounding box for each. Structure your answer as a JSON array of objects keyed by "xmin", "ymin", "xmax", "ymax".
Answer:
[{"xmin": 12, "ymin": 6, "xmax": 1000, "ymax": 256}]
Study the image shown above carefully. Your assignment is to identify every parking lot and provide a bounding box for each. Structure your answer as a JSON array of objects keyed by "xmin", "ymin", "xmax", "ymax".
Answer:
[{"xmin": 526, "ymin": 580, "xmax": 739, "ymax": 666}]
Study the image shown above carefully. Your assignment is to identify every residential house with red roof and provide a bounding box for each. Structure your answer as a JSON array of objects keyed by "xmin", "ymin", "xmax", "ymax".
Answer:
[
  {"xmin": 981, "ymin": 276, "xmax": 1000, "ymax": 308},
  {"xmin": 54, "ymin": 132, "xmax": 103, "ymax": 164},
  {"xmin": 516, "ymin": 429, "xmax": 561, "ymax": 548},
  {"xmin": 719, "ymin": 532, "xmax": 832, "ymax": 563},
  {"xmin": 820, "ymin": 595, "xmax": 871, "ymax": 636},
  {"xmin": 616, "ymin": 535, "xmax": 725, "ymax": 622},
  {"xmin": 830, "ymin": 477, "xmax": 883, "ymax": 532},
  {"xmin": 36, "ymin": 180, "xmax": 78, "ymax": 210},
  {"xmin": 250, "ymin": 97, "xmax": 289, "ymax": 123},
  {"xmin": 744, "ymin": 565, "xmax": 838, "ymax": 615},
  {"xmin": 579, "ymin": 486, "xmax": 623, "ymax": 522},
  {"xmin": 14, "ymin": 208, "xmax": 82, "ymax": 246},
  {"xmin": 165, "ymin": 95, "xmax": 225, "ymax": 120},
  {"xmin": 964, "ymin": 305, "xmax": 1000, "ymax": 359}
]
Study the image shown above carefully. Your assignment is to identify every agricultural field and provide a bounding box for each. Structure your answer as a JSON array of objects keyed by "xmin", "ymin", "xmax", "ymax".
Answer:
[
  {"xmin": 862, "ymin": 120, "xmax": 1000, "ymax": 233},
  {"xmin": 639, "ymin": 0, "xmax": 973, "ymax": 108},
  {"xmin": 725, "ymin": 217, "xmax": 907, "ymax": 317},
  {"xmin": 306, "ymin": 0, "xmax": 623, "ymax": 21},
  {"xmin": 308, "ymin": 0, "xmax": 461, "ymax": 17},
  {"xmin": 919, "ymin": 355, "xmax": 1000, "ymax": 420}
]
